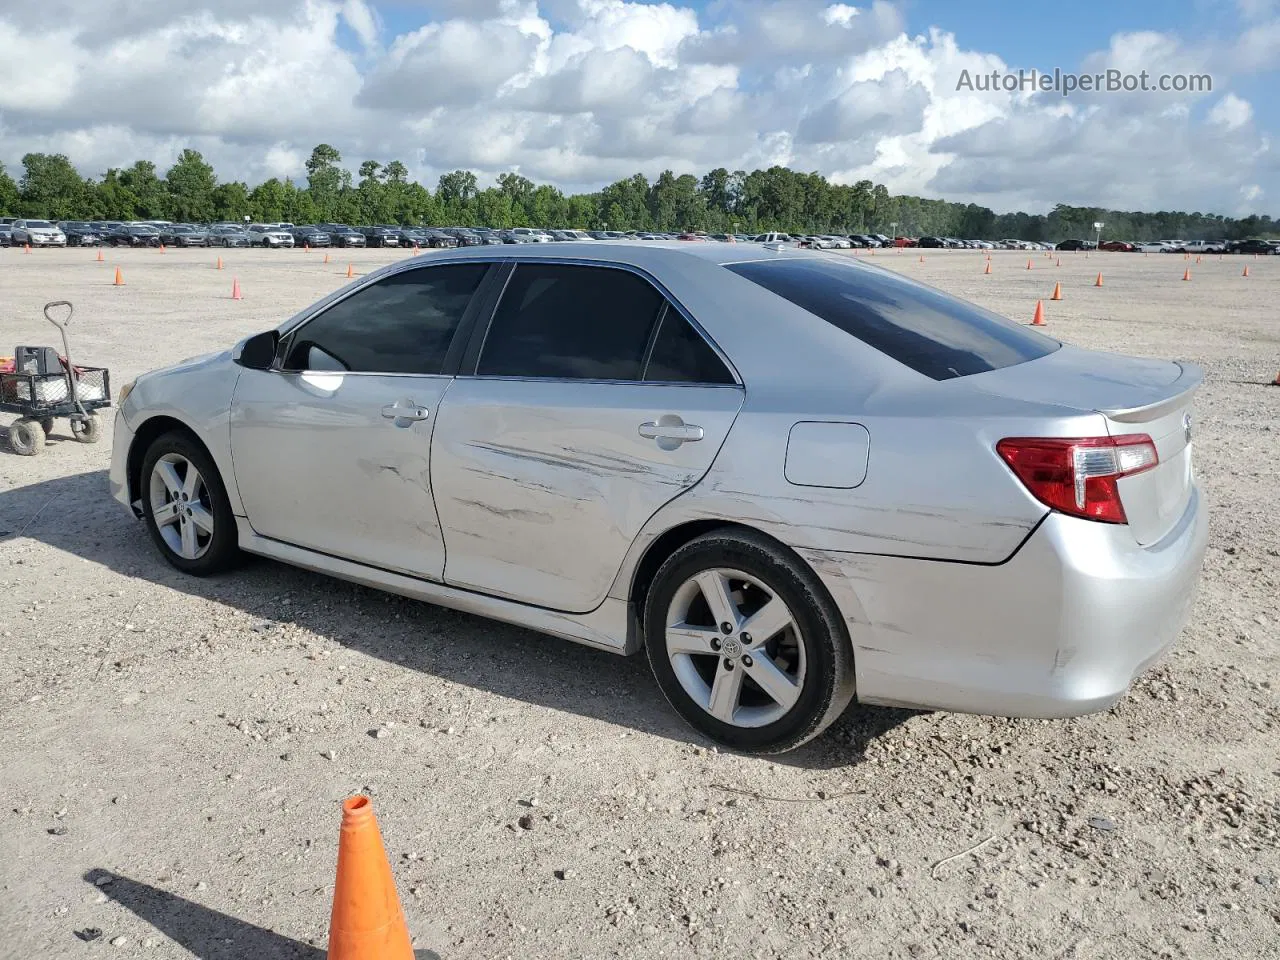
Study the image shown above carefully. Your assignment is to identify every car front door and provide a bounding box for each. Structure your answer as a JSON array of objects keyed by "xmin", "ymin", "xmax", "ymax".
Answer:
[
  {"xmin": 430, "ymin": 261, "xmax": 745, "ymax": 613},
  {"xmin": 229, "ymin": 261, "xmax": 495, "ymax": 580}
]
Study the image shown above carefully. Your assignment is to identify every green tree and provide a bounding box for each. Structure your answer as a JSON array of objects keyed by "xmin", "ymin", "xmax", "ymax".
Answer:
[
  {"xmin": 118, "ymin": 161, "xmax": 169, "ymax": 219},
  {"xmin": 18, "ymin": 153, "xmax": 88, "ymax": 219},
  {"xmin": 0, "ymin": 163, "xmax": 19, "ymax": 216},
  {"xmin": 212, "ymin": 181, "xmax": 250, "ymax": 221},
  {"xmin": 165, "ymin": 149, "xmax": 217, "ymax": 222},
  {"xmin": 306, "ymin": 143, "xmax": 347, "ymax": 221}
]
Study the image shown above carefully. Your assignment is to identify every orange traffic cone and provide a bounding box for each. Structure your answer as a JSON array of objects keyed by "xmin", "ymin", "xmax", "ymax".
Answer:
[
  {"xmin": 216, "ymin": 256, "xmax": 224, "ymax": 270},
  {"xmin": 983, "ymin": 261, "xmax": 992, "ymax": 275},
  {"xmin": 231, "ymin": 277, "xmax": 242, "ymax": 300},
  {"xmin": 95, "ymin": 248, "xmax": 104, "ymax": 263},
  {"xmin": 323, "ymin": 252, "xmax": 330, "ymax": 264},
  {"xmin": 1026, "ymin": 259, "xmax": 1032, "ymax": 270},
  {"xmin": 1243, "ymin": 265, "xmax": 1250, "ymax": 277},
  {"xmin": 346, "ymin": 263, "xmax": 354, "ymax": 278},
  {"xmin": 159, "ymin": 244, "xmax": 166, "ymax": 254},
  {"xmin": 1195, "ymin": 255, "xmax": 1202, "ymax": 264},
  {"xmin": 1050, "ymin": 281, "xmax": 1062, "ymax": 301},
  {"xmin": 23, "ymin": 243, "xmax": 31, "ymax": 254},
  {"xmin": 412, "ymin": 243, "xmax": 420, "ymax": 254},
  {"xmin": 919, "ymin": 254, "xmax": 924, "ymax": 263},
  {"xmin": 1031, "ymin": 300, "xmax": 1046, "ymax": 325},
  {"xmin": 1094, "ymin": 272, "xmax": 1104, "ymax": 287},
  {"xmin": 1182, "ymin": 268, "xmax": 1191, "ymax": 281},
  {"xmin": 113, "ymin": 268, "xmax": 124, "ymax": 286},
  {"xmin": 305, "ymin": 243, "xmax": 311, "ymax": 253},
  {"xmin": 1055, "ymin": 257, "xmax": 1061, "ymax": 267},
  {"xmin": 326, "ymin": 796, "xmax": 414, "ymax": 960}
]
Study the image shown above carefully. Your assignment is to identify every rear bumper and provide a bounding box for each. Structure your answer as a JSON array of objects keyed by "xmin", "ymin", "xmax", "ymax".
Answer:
[{"xmin": 802, "ymin": 486, "xmax": 1209, "ymax": 717}]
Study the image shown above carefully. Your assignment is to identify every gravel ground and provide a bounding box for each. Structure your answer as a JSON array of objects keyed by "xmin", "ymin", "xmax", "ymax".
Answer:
[{"xmin": 0, "ymin": 245, "xmax": 1277, "ymax": 960}]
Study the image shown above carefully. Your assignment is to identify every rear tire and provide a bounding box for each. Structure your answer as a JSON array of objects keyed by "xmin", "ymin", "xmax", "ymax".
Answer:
[
  {"xmin": 72, "ymin": 415, "xmax": 102, "ymax": 443},
  {"xmin": 644, "ymin": 529, "xmax": 855, "ymax": 754},
  {"xmin": 140, "ymin": 431, "xmax": 242, "ymax": 576}
]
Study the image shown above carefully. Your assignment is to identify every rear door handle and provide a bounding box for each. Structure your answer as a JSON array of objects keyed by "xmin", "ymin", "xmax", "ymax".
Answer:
[
  {"xmin": 381, "ymin": 399, "xmax": 430, "ymax": 423},
  {"xmin": 639, "ymin": 415, "xmax": 704, "ymax": 449}
]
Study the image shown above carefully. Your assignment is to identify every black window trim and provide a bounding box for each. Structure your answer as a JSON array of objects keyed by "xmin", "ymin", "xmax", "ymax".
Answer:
[
  {"xmin": 271, "ymin": 259, "xmax": 503, "ymax": 377},
  {"xmin": 458, "ymin": 257, "xmax": 744, "ymax": 388}
]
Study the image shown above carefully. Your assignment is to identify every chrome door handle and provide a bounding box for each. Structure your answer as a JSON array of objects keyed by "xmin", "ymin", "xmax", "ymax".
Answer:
[
  {"xmin": 381, "ymin": 400, "xmax": 430, "ymax": 422},
  {"xmin": 639, "ymin": 416, "xmax": 704, "ymax": 449}
]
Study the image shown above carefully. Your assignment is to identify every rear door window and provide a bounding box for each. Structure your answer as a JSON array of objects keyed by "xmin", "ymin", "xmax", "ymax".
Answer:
[
  {"xmin": 476, "ymin": 263, "xmax": 664, "ymax": 381},
  {"xmin": 726, "ymin": 257, "xmax": 1058, "ymax": 380}
]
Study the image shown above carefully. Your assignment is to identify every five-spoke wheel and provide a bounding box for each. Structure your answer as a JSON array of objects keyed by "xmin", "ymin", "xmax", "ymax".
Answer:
[{"xmin": 141, "ymin": 432, "xmax": 241, "ymax": 575}]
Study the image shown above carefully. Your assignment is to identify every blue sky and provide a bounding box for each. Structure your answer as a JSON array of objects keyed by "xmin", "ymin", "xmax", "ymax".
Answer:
[{"xmin": 2, "ymin": 0, "xmax": 1276, "ymax": 214}]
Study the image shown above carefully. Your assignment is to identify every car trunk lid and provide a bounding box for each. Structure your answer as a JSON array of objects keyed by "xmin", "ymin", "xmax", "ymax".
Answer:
[{"xmin": 970, "ymin": 345, "xmax": 1202, "ymax": 545}]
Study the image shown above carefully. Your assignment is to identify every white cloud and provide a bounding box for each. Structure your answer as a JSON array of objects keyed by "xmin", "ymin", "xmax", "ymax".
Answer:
[
  {"xmin": 0, "ymin": 0, "xmax": 1275, "ymax": 216},
  {"xmin": 1209, "ymin": 93, "xmax": 1253, "ymax": 129}
]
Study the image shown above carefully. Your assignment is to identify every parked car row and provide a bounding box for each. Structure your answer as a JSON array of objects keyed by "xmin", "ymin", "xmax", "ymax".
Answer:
[{"xmin": 4, "ymin": 217, "xmax": 1278, "ymax": 254}]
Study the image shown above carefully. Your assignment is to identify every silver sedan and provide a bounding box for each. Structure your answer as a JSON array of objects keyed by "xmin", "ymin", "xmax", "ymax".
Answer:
[{"xmin": 109, "ymin": 243, "xmax": 1208, "ymax": 753}]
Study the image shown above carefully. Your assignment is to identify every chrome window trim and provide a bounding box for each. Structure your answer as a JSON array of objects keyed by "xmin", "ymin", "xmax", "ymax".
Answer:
[{"xmin": 464, "ymin": 256, "xmax": 744, "ymax": 388}]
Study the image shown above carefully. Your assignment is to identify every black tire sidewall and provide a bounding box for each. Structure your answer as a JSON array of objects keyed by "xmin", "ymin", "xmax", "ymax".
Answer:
[
  {"xmin": 140, "ymin": 432, "xmax": 240, "ymax": 576},
  {"xmin": 644, "ymin": 531, "xmax": 852, "ymax": 754}
]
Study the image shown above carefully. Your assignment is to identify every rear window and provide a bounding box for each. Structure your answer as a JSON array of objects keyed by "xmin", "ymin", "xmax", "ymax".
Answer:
[{"xmin": 725, "ymin": 257, "xmax": 1058, "ymax": 380}]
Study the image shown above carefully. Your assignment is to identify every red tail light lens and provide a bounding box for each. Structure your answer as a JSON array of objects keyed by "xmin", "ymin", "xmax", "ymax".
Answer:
[{"xmin": 996, "ymin": 435, "xmax": 1158, "ymax": 524}]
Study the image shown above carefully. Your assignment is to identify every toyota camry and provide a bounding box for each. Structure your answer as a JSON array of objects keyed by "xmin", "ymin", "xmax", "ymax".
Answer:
[{"xmin": 109, "ymin": 243, "xmax": 1208, "ymax": 753}]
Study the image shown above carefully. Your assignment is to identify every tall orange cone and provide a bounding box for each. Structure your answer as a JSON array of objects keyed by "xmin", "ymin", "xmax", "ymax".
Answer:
[
  {"xmin": 412, "ymin": 243, "xmax": 420, "ymax": 254},
  {"xmin": 1026, "ymin": 258, "xmax": 1032, "ymax": 270},
  {"xmin": 159, "ymin": 243, "xmax": 166, "ymax": 254},
  {"xmin": 1055, "ymin": 257, "xmax": 1061, "ymax": 267},
  {"xmin": 918, "ymin": 254, "xmax": 925, "ymax": 263},
  {"xmin": 1050, "ymin": 281, "xmax": 1062, "ymax": 301},
  {"xmin": 1195, "ymin": 255, "xmax": 1202, "ymax": 264},
  {"xmin": 216, "ymin": 255, "xmax": 224, "ymax": 270},
  {"xmin": 346, "ymin": 263, "xmax": 354, "ymax": 278},
  {"xmin": 113, "ymin": 268, "xmax": 124, "ymax": 286},
  {"xmin": 983, "ymin": 261, "xmax": 991, "ymax": 275},
  {"xmin": 23, "ymin": 243, "xmax": 31, "ymax": 254},
  {"xmin": 1094, "ymin": 272, "xmax": 1104, "ymax": 287},
  {"xmin": 324, "ymin": 252, "xmax": 330, "ymax": 264},
  {"xmin": 326, "ymin": 795, "xmax": 414, "ymax": 960},
  {"xmin": 1182, "ymin": 267, "xmax": 1191, "ymax": 281},
  {"xmin": 95, "ymin": 248, "xmax": 104, "ymax": 263},
  {"xmin": 231, "ymin": 277, "xmax": 242, "ymax": 300},
  {"xmin": 305, "ymin": 243, "xmax": 311, "ymax": 253},
  {"xmin": 1031, "ymin": 300, "xmax": 1045, "ymax": 325},
  {"xmin": 1242, "ymin": 265, "xmax": 1249, "ymax": 277}
]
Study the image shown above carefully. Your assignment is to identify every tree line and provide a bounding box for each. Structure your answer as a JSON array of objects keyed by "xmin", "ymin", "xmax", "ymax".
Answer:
[{"xmin": 1, "ymin": 144, "xmax": 1275, "ymax": 242}]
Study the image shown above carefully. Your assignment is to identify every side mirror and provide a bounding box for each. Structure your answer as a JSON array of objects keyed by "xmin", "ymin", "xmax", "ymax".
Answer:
[{"xmin": 236, "ymin": 330, "xmax": 280, "ymax": 370}]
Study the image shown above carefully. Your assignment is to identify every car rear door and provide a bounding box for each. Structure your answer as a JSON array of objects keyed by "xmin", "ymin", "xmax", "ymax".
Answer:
[
  {"xmin": 229, "ymin": 261, "xmax": 497, "ymax": 580},
  {"xmin": 430, "ymin": 261, "xmax": 745, "ymax": 613}
]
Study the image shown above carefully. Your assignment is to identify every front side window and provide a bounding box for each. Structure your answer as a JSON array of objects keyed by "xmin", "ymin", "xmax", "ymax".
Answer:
[
  {"xmin": 283, "ymin": 263, "xmax": 488, "ymax": 374},
  {"xmin": 476, "ymin": 264, "xmax": 664, "ymax": 381}
]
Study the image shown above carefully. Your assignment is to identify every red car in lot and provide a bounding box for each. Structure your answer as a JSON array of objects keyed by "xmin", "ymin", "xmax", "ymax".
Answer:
[
  {"xmin": 1099, "ymin": 240, "xmax": 1136, "ymax": 252},
  {"xmin": 893, "ymin": 236, "xmax": 918, "ymax": 247}
]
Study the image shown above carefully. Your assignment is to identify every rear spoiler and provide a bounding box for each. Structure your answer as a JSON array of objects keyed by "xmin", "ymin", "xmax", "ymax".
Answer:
[{"xmin": 1100, "ymin": 362, "xmax": 1204, "ymax": 423}]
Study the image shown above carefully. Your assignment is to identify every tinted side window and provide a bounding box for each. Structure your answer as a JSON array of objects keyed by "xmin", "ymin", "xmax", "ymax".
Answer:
[
  {"xmin": 725, "ymin": 258, "xmax": 1058, "ymax": 380},
  {"xmin": 284, "ymin": 263, "xmax": 487, "ymax": 374},
  {"xmin": 644, "ymin": 311, "xmax": 736, "ymax": 385},
  {"xmin": 477, "ymin": 264, "xmax": 663, "ymax": 380}
]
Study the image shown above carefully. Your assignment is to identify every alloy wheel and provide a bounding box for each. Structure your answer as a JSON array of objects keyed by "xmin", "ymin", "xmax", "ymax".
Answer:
[{"xmin": 148, "ymin": 453, "xmax": 215, "ymax": 560}]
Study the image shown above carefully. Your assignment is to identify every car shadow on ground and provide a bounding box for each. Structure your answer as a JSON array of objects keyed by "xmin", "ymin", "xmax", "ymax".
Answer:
[
  {"xmin": 2, "ymin": 470, "xmax": 917, "ymax": 769},
  {"xmin": 84, "ymin": 870, "xmax": 440, "ymax": 959}
]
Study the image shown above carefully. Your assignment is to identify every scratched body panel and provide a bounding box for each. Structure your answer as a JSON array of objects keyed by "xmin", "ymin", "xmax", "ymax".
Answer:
[
  {"xmin": 431, "ymin": 378, "xmax": 744, "ymax": 613},
  {"xmin": 229, "ymin": 370, "xmax": 451, "ymax": 580}
]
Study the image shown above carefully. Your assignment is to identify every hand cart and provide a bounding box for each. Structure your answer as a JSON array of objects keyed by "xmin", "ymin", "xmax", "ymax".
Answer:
[{"xmin": 1, "ymin": 301, "xmax": 112, "ymax": 456}]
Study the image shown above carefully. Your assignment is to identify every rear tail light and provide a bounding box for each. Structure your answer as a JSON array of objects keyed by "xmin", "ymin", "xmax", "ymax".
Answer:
[{"xmin": 996, "ymin": 435, "xmax": 1158, "ymax": 524}]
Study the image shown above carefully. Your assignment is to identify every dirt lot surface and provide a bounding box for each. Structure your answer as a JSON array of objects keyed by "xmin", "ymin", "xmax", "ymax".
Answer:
[{"xmin": 1, "ymin": 245, "xmax": 1277, "ymax": 959}]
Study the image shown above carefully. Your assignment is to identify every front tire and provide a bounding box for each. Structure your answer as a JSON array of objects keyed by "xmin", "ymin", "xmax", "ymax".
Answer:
[
  {"xmin": 140, "ymin": 431, "xmax": 241, "ymax": 575},
  {"xmin": 644, "ymin": 529, "xmax": 855, "ymax": 754},
  {"xmin": 8, "ymin": 418, "xmax": 46, "ymax": 456}
]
